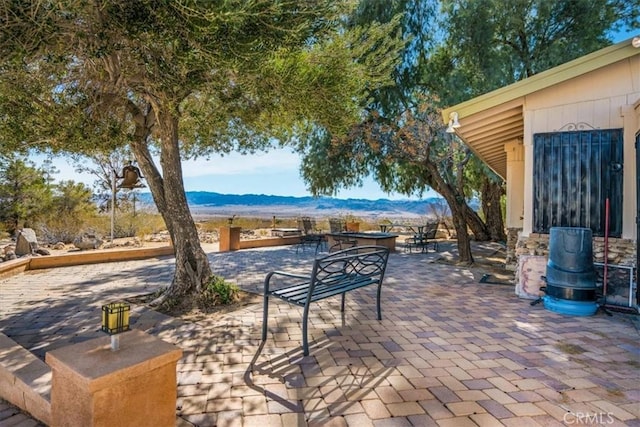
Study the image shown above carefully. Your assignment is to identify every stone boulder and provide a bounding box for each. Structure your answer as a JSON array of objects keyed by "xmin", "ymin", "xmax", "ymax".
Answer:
[
  {"xmin": 73, "ymin": 233, "xmax": 104, "ymax": 250},
  {"xmin": 2, "ymin": 245, "xmax": 16, "ymax": 261},
  {"xmin": 15, "ymin": 228, "xmax": 38, "ymax": 256}
]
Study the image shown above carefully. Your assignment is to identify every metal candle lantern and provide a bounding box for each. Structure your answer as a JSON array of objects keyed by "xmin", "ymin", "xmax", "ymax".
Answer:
[{"xmin": 101, "ymin": 302, "xmax": 131, "ymax": 351}]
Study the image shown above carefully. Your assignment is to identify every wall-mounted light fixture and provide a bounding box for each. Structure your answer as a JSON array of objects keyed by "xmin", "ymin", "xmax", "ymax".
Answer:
[
  {"xmin": 446, "ymin": 112, "xmax": 461, "ymax": 133},
  {"xmin": 102, "ymin": 302, "xmax": 131, "ymax": 351},
  {"xmin": 632, "ymin": 36, "xmax": 640, "ymax": 48}
]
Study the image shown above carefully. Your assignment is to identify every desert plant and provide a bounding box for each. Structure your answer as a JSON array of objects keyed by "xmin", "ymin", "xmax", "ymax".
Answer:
[{"xmin": 200, "ymin": 276, "xmax": 240, "ymax": 307}]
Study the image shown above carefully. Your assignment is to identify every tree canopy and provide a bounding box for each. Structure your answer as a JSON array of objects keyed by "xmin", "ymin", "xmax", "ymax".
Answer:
[
  {"xmin": 0, "ymin": 0, "xmax": 402, "ymax": 299},
  {"xmin": 426, "ymin": 0, "xmax": 638, "ymax": 104},
  {"xmin": 295, "ymin": 0, "xmax": 637, "ymax": 263}
]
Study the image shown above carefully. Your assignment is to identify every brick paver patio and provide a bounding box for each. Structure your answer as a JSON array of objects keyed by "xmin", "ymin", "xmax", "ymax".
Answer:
[{"xmin": 1, "ymin": 242, "xmax": 638, "ymax": 426}]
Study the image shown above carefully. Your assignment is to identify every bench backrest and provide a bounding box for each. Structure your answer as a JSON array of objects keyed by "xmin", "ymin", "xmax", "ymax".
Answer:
[
  {"xmin": 328, "ymin": 218, "xmax": 345, "ymax": 233},
  {"xmin": 310, "ymin": 245, "xmax": 389, "ymax": 290},
  {"xmin": 423, "ymin": 222, "xmax": 438, "ymax": 239},
  {"xmin": 299, "ymin": 217, "xmax": 318, "ymax": 235}
]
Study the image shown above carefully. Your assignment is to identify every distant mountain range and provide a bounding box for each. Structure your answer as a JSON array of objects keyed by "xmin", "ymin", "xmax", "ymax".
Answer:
[{"xmin": 137, "ymin": 191, "xmax": 449, "ymax": 219}]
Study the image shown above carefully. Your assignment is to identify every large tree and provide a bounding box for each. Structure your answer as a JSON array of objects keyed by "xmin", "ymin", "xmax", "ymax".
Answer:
[
  {"xmin": 299, "ymin": 0, "xmax": 637, "ymax": 263},
  {"xmin": 298, "ymin": 0, "xmax": 487, "ymax": 263},
  {"xmin": 0, "ymin": 1, "xmax": 401, "ymax": 301},
  {"xmin": 425, "ymin": 0, "xmax": 637, "ymax": 240},
  {"xmin": 301, "ymin": 100, "xmax": 485, "ymax": 262},
  {"xmin": 0, "ymin": 155, "xmax": 53, "ymax": 234}
]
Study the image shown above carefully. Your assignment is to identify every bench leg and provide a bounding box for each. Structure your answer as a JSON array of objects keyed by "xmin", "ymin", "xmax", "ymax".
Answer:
[
  {"xmin": 341, "ymin": 293, "xmax": 345, "ymax": 313},
  {"xmin": 376, "ymin": 284, "xmax": 382, "ymax": 320},
  {"xmin": 302, "ymin": 304, "xmax": 311, "ymax": 356},
  {"xmin": 262, "ymin": 294, "xmax": 269, "ymax": 342}
]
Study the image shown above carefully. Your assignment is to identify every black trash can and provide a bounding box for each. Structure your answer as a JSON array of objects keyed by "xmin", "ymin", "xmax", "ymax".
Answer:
[{"xmin": 543, "ymin": 227, "xmax": 598, "ymax": 316}]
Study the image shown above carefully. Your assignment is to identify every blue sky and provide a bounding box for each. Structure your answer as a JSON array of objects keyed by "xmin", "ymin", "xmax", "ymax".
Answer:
[
  {"xmin": 41, "ymin": 148, "xmax": 425, "ymax": 200},
  {"xmin": 35, "ymin": 30, "xmax": 638, "ymax": 201},
  {"xmin": 180, "ymin": 149, "xmax": 419, "ymax": 200}
]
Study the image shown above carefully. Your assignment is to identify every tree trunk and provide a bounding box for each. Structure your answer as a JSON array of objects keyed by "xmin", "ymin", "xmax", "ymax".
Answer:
[
  {"xmin": 426, "ymin": 167, "xmax": 475, "ymax": 264},
  {"xmin": 451, "ymin": 204, "xmax": 474, "ymax": 264},
  {"xmin": 131, "ymin": 110, "xmax": 212, "ymax": 299},
  {"xmin": 481, "ymin": 176, "xmax": 506, "ymax": 241},
  {"xmin": 461, "ymin": 202, "xmax": 490, "ymax": 241},
  {"xmin": 444, "ymin": 197, "xmax": 475, "ymax": 265},
  {"xmin": 425, "ymin": 161, "xmax": 473, "ymax": 264}
]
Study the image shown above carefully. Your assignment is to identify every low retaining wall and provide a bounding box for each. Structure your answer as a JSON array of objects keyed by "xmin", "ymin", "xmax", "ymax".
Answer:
[
  {"xmin": 0, "ymin": 245, "xmax": 175, "ymax": 278},
  {"xmin": 239, "ymin": 236, "xmax": 302, "ymax": 250},
  {"xmin": 28, "ymin": 246, "xmax": 175, "ymax": 270},
  {"xmin": 0, "ymin": 235, "xmax": 304, "ymax": 278},
  {"xmin": 0, "ymin": 258, "xmax": 30, "ymax": 280},
  {"xmin": 0, "ymin": 333, "xmax": 51, "ymax": 425}
]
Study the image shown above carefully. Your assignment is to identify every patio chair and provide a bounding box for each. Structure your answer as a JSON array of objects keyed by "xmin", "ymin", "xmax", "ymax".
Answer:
[
  {"xmin": 328, "ymin": 235, "xmax": 358, "ymax": 253},
  {"xmin": 328, "ymin": 218, "xmax": 345, "ymax": 233},
  {"xmin": 404, "ymin": 222, "xmax": 439, "ymax": 253},
  {"xmin": 296, "ymin": 217, "xmax": 325, "ymax": 253}
]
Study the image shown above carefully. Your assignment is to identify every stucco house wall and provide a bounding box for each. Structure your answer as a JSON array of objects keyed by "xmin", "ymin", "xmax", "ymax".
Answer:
[
  {"xmin": 519, "ymin": 54, "xmax": 639, "ymax": 239},
  {"xmin": 442, "ymin": 38, "xmax": 639, "ymax": 307},
  {"xmin": 508, "ymin": 55, "xmax": 638, "ymax": 306}
]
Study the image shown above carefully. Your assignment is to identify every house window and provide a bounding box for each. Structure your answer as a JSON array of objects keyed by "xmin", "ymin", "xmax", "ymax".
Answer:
[{"xmin": 533, "ymin": 129, "xmax": 623, "ymax": 237}]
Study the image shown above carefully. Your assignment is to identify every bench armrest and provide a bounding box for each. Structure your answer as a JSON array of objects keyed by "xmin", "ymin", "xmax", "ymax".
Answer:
[{"xmin": 264, "ymin": 270, "xmax": 310, "ymax": 293}]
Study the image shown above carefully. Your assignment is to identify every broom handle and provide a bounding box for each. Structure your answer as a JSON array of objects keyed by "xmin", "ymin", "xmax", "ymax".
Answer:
[{"xmin": 603, "ymin": 198, "xmax": 609, "ymax": 298}]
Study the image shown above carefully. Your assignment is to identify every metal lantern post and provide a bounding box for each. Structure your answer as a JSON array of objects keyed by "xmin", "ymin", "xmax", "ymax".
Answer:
[
  {"xmin": 101, "ymin": 302, "xmax": 131, "ymax": 351},
  {"xmin": 110, "ymin": 170, "xmax": 116, "ymax": 243}
]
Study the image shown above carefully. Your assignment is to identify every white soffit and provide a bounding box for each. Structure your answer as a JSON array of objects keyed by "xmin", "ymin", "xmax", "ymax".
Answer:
[{"xmin": 442, "ymin": 36, "xmax": 640, "ymax": 179}]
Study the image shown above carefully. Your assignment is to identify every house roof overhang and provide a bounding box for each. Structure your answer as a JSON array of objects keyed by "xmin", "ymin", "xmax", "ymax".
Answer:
[{"xmin": 442, "ymin": 36, "xmax": 640, "ymax": 179}]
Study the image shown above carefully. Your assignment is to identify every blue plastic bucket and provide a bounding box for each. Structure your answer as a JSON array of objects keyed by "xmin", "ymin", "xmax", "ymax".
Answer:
[{"xmin": 543, "ymin": 295, "xmax": 598, "ymax": 316}]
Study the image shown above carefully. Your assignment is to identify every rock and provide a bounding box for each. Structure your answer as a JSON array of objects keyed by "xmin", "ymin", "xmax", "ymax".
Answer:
[
  {"xmin": 34, "ymin": 248, "xmax": 50, "ymax": 256},
  {"xmin": 52, "ymin": 242, "xmax": 66, "ymax": 250},
  {"xmin": 73, "ymin": 233, "xmax": 104, "ymax": 250},
  {"xmin": 15, "ymin": 228, "xmax": 38, "ymax": 256},
  {"xmin": 4, "ymin": 250, "xmax": 16, "ymax": 260},
  {"xmin": 122, "ymin": 238, "xmax": 142, "ymax": 247},
  {"xmin": 3, "ymin": 245, "xmax": 15, "ymax": 255}
]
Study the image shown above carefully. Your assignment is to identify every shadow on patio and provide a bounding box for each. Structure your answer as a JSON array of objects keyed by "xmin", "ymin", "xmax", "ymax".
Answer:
[{"xmin": 1, "ymin": 243, "xmax": 638, "ymax": 426}]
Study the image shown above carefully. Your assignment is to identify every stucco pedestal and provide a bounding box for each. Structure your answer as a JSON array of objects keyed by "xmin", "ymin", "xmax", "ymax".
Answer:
[
  {"xmin": 46, "ymin": 329, "xmax": 182, "ymax": 427},
  {"xmin": 219, "ymin": 226, "xmax": 241, "ymax": 251}
]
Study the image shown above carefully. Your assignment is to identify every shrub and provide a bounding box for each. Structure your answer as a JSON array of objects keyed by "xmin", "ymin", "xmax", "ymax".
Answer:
[{"xmin": 200, "ymin": 275, "xmax": 240, "ymax": 307}]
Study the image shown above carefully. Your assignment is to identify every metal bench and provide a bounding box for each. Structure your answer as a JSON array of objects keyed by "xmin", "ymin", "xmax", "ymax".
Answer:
[{"xmin": 262, "ymin": 245, "xmax": 390, "ymax": 356}]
